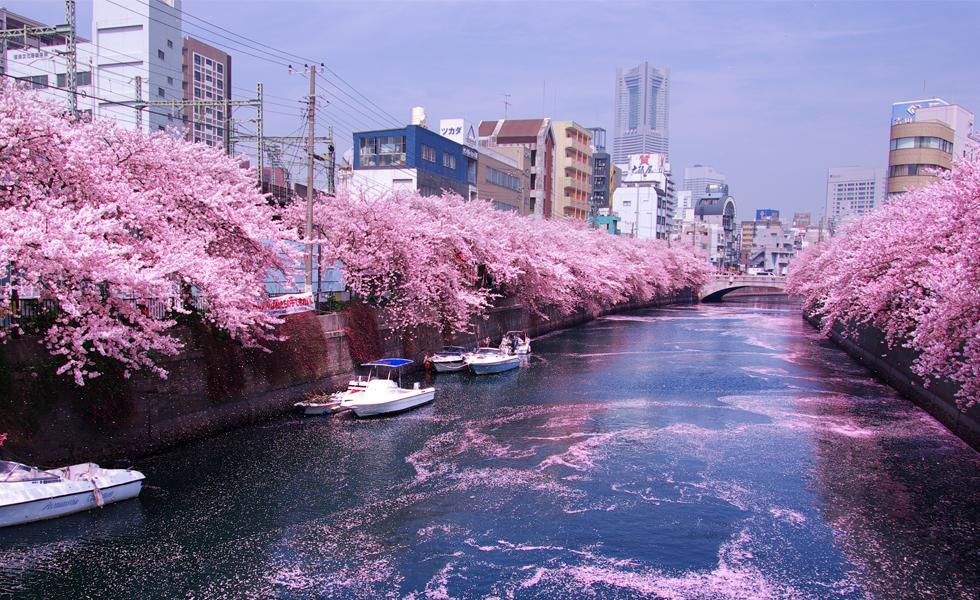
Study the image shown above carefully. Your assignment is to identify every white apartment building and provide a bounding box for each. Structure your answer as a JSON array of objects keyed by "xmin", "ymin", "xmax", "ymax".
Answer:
[
  {"xmin": 92, "ymin": 0, "xmax": 184, "ymax": 133},
  {"xmin": 611, "ymin": 153, "xmax": 675, "ymax": 240},
  {"xmin": 825, "ymin": 166, "xmax": 885, "ymax": 231}
]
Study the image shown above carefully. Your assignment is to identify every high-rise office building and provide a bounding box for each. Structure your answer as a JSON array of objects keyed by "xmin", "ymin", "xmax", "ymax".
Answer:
[
  {"xmin": 182, "ymin": 37, "xmax": 231, "ymax": 147},
  {"xmin": 612, "ymin": 62, "xmax": 669, "ymax": 164},
  {"xmin": 825, "ymin": 166, "xmax": 886, "ymax": 230},
  {"xmin": 682, "ymin": 164, "xmax": 726, "ymax": 202}
]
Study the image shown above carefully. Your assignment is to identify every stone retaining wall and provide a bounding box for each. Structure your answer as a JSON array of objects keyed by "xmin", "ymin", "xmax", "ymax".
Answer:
[{"xmin": 804, "ymin": 314, "xmax": 979, "ymax": 452}]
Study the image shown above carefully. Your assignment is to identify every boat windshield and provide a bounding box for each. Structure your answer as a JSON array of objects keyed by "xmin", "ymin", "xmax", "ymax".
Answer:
[
  {"xmin": 438, "ymin": 346, "xmax": 465, "ymax": 355},
  {"xmin": 0, "ymin": 460, "xmax": 61, "ymax": 483}
]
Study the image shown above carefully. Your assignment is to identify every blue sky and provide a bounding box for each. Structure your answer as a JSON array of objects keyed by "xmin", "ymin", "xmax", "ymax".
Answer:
[{"xmin": 9, "ymin": 0, "xmax": 980, "ymax": 221}]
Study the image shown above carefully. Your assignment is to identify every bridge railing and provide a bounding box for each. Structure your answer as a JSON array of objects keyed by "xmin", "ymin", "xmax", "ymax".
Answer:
[{"xmin": 710, "ymin": 274, "xmax": 786, "ymax": 283}]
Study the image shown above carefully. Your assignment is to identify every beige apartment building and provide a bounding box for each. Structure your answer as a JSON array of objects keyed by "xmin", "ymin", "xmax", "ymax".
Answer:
[
  {"xmin": 552, "ymin": 120, "xmax": 593, "ymax": 220},
  {"xmin": 477, "ymin": 146, "xmax": 531, "ymax": 215},
  {"xmin": 887, "ymin": 99, "xmax": 977, "ymax": 196}
]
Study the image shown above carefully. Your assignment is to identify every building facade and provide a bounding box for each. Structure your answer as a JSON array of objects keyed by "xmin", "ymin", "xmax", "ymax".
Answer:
[
  {"xmin": 887, "ymin": 99, "xmax": 977, "ymax": 196},
  {"xmin": 589, "ymin": 127, "xmax": 612, "ymax": 217},
  {"xmin": 352, "ymin": 125, "xmax": 475, "ymax": 198},
  {"xmin": 181, "ymin": 37, "xmax": 231, "ymax": 147},
  {"xmin": 92, "ymin": 0, "xmax": 184, "ymax": 133},
  {"xmin": 479, "ymin": 118, "xmax": 554, "ymax": 219},
  {"xmin": 682, "ymin": 164, "xmax": 726, "ymax": 201},
  {"xmin": 825, "ymin": 166, "xmax": 886, "ymax": 230},
  {"xmin": 694, "ymin": 183, "xmax": 737, "ymax": 268},
  {"xmin": 551, "ymin": 120, "xmax": 592, "ymax": 220},
  {"xmin": 792, "ymin": 212, "xmax": 811, "ymax": 228},
  {"xmin": 476, "ymin": 146, "xmax": 530, "ymax": 215},
  {"xmin": 611, "ymin": 153, "xmax": 674, "ymax": 240},
  {"xmin": 612, "ymin": 62, "xmax": 670, "ymax": 164}
]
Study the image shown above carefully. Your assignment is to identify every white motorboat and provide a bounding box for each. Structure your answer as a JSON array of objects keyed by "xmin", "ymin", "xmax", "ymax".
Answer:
[
  {"xmin": 341, "ymin": 358, "xmax": 436, "ymax": 417},
  {"xmin": 294, "ymin": 378, "xmax": 370, "ymax": 415},
  {"xmin": 0, "ymin": 460, "xmax": 145, "ymax": 528},
  {"xmin": 502, "ymin": 331, "xmax": 532, "ymax": 355},
  {"xmin": 468, "ymin": 347, "xmax": 521, "ymax": 375},
  {"xmin": 427, "ymin": 346, "xmax": 471, "ymax": 373}
]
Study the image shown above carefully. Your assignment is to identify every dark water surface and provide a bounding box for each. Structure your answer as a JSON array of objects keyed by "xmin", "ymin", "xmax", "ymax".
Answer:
[{"xmin": 2, "ymin": 298, "xmax": 978, "ymax": 598}]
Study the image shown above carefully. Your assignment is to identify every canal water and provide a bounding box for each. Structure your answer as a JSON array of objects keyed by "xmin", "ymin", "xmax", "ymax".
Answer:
[{"xmin": 1, "ymin": 298, "xmax": 978, "ymax": 598}]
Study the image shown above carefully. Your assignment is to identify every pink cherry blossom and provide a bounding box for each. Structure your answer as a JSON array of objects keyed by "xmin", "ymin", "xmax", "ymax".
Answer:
[
  {"xmin": 296, "ymin": 188, "xmax": 710, "ymax": 335},
  {"xmin": 0, "ymin": 82, "xmax": 296, "ymax": 385},
  {"xmin": 788, "ymin": 156, "xmax": 980, "ymax": 410}
]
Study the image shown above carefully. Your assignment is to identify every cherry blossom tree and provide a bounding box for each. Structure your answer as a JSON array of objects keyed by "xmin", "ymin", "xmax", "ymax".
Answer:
[
  {"xmin": 0, "ymin": 82, "xmax": 295, "ymax": 385},
  {"xmin": 302, "ymin": 188, "xmax": 709, "ymax": 335},
  {"xmin": 788, "ymin": 156, "xmax": 980, "ymax": 410}
]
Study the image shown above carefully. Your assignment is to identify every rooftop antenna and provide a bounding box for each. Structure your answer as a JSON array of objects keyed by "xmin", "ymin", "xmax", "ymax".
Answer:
[{"xmin": 503, "ymin": 93, "xmax": 511, "ymax": 119}]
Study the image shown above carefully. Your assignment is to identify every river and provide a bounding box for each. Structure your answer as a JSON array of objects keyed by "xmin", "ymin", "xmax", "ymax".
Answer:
[{"xmin": 1, "ymin": 298, "xmax": 978, "ymax": 598}]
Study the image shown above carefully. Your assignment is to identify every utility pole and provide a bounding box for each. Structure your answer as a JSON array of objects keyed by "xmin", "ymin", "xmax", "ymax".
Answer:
[
  {"xmin": 305, "ymin": 64, "xmax": 316, "ymax": 293},
  {"xmin": 503, "ymin": 93, "xmax": 511, "ymax": 119},
  {"xmin": 64, "ymin": 0, "xmax": 77, "ymax": 119},
  {"xmin": 134, "ymin": 76, "xmax": 142, "ymax": 130},
  {"xmin": 256, "ymin": 82, "xmax": 264, "ymax": 187},
  {"xmin": 288, "ymin": 63, "xmax": 324, "ymax": 293}
]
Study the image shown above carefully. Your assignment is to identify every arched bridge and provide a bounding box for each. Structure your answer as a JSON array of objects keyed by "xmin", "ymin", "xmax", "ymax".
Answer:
[{"xmin": 700, "ymin": 274, "xmax": 787, "ymax": 302}]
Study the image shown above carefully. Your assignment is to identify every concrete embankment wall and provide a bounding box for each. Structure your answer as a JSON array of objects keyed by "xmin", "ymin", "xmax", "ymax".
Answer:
[
  {"xmin": 804, "ymin": 314, "xmax": 979, "ymax": 452},
  {"xmin": 0, "ymin": 292, "xmax": 692, "ymax": 465}
]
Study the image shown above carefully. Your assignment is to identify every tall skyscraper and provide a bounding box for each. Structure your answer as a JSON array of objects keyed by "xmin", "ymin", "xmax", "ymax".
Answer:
[
  {"xmin": 682, "ymin": 164, "xmax": 726, "ymax": 201},
  {"xmin": 612, "ymin": 62, "xmax": 670, "ymax": 164},
  {"xmin": 825, "ymin": 166, "xmax": 886, "ymax": 230}
]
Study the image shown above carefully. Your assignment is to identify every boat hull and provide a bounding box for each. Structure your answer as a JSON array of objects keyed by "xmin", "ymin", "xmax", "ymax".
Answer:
[
  {"xmin": 469, "ymin": 357, "xmax": 520, "ymax": 375},
  {"xmin": 0, "ymin": 478, "xmax": 144, "ymax": 528},
  {"xmin": 432, "ymin": 360, "xmax": 468, "ymax": 373},
  {"xmin": 345, "ymin": 389, "xmax": 435, "ymax": 417}
]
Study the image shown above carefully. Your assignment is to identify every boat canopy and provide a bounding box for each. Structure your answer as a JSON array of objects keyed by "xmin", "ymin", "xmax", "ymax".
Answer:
[
  {"xmin": 438, "ymin": 346, "xmax": 466, "ymax": 353},
  {"xmin": 0, "ymin": 460, "xmax": 61, "ymax": 483},
  {"xmin": 362, "ymin": 358, "xmax": 413, "ymax": 368}
]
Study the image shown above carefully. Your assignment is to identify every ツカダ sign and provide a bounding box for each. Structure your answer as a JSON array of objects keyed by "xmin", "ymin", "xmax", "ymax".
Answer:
[{"xmin": 264, "ymin": 292, "xmax": 315, "ymax": 316}]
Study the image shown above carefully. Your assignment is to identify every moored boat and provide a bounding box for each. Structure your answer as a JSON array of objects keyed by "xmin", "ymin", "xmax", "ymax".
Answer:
[
  {"xmin": 502, "ymin": 331, "xmax": 532, "ymax": 355},
  {"xmin": 0, "ymin": 461, "xmax": 145, "ymax": 528},
  {"xmin": 468, "ymin": 347, "xmax": 521, "ymax": 375},
  {"xmin": 341, "ymin": 359, "xmax": 436, "ymax": 417},
  {"xmin": 427, "ymin": 346, "xmax": 471, "ymax": 373}
]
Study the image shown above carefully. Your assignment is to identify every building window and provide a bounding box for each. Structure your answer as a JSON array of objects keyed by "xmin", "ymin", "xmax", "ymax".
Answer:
[
  {"xmin": 888, "ymin": 163, "xmax": 948, "ymax": 177},
  {"xmin": 421, "ymin": 144, "xmax": 436, "ymax": 162},
  {"xmin": 157, "ymin": 86, "xmax": 165, "ymax": 97},
  {"xmin": 167, "ymin": 39, "xmax": 174, "ymax": 49},
  {"xmin": 158, "ymin": 49, "xmax": 165, "ymax": 60},
  {"xmin": 217, "ymin": 63, "xmax": 224, "ymax": 74},
  {"xmin": 442, "ymin": 152, "xmax": 456, "ymax": 169},
  {"xmin": 486, "ymin": 166, "xmax": 520, "ymax": 191},
  {"xmin": 194, "ymin": 54, "xmax": 201, "ymax": 65},
  {"xmin": 167, "ymin": 76, "xmax": 173, "ymax": 85},
  {"xmin": 17, "ymin": 75, "xmax": 48, "ymax": 89},
  {"xmin": 55, "ymin": 71, "xmax": 91, "ymax": 87},
  {"xmin": 889, "ymin": 136, "xmax": 953, "ymax": 153}
]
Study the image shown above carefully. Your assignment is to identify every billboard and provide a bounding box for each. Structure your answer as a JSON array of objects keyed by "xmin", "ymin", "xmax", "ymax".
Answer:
[
  {"xmin": 439, "ymin": 118, "xmax": 476, "ymax": 147},
  {"xmin": 624, "ymin": 153, "xmax": 668, "ymax": 181},
  {"xmin": 890, "ymin": 99, "xmax": 949, "ymax": 125}
]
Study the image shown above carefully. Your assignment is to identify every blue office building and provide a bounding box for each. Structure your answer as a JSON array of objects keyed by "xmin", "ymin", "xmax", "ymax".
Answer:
[{"xmin": 352, "ymin": 125, "xmax": 477, "ymax": 198}]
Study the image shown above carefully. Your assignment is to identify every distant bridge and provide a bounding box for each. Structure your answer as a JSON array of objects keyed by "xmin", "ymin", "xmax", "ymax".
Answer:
[{"xmin": 700, "ymin": 274, "xmax": 787, "ymax": 302}]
